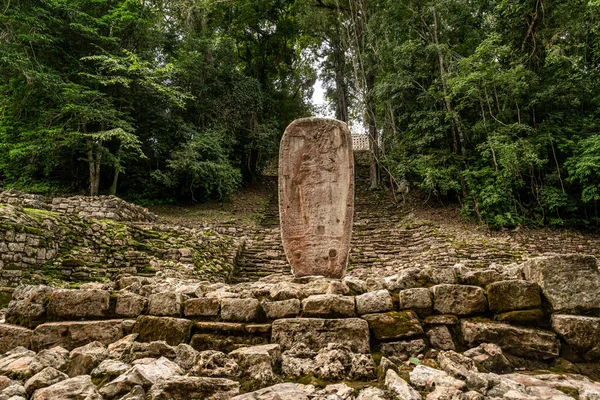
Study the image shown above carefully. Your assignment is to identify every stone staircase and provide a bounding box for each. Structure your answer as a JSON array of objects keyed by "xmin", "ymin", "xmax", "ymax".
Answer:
[{"xmin": 232, "ymin": 151, "xmax": 600, "ymax": 282}]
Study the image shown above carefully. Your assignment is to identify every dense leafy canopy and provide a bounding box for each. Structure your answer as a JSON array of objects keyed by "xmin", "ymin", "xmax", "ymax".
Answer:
[{"xmin": 1, "ymin": 0, "xmax": 599, "ymax": 227}]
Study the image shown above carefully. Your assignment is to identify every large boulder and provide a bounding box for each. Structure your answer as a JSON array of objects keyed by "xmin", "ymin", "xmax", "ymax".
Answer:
[
  {"xmin": 0, "ymin": 324, "xmax": 33, "ymax": 354},
  {"xmin": 231, "ymin": 383, "xmax": 308, "ymax": 400},
  {"xmin": 115, "ymin": 292, "xmax": 148, "ymax": 318},
  {"xmin": 385, "ymin": 369, "xmax": 421, "ymax": 400},
  {"xmin": 260, "ymin": 299, "xmax": 300, "ymax": 319},
  {"xmin": 522, "ymin": 255, "xmax": 600, "ymax": 313},
  {"xmin": 355, "ymin": 290, "xmax": 393, "ymax": 315},
  {"xmin": 229, "ymin": 344, "xmax": 281, "ymax": 386},
  {"xmin": 99, "ymin": 357, "xmax": 183, "ymax": 398},
  {"xmin": 31, "ymin": 375, "xmax": 102, "ymax": 400},
  {"xmin": 132, "ymin": 316, "xmax": 192, "ymax": 346},
  {"xmin": 184, "ymin": 298, "xmax": 220, "ymax": 318},
  {"xmin": 24, "ymin": 367, "xmax": 68, "ymax": 396},
  {"xmin": 362, "ymin": 311, "xmax": 423, "ymax": 340},
  {"xmin": 66, "ymin": 341, "xmax": 108, "ymax": 377},
  {"xmin": 271, "ymin": 318, "xmax": 370, "ymax": 353},
  {"xmin": 301, "ymin": 294, "xmax": 355, "ymax": 317},
  {"xmin": 32, "ymin": 320, "xmax": 124, "ymax": 351},
  {"xmin": 221, "ymin": 298, "xmax": 260, "ymax": 322},
  {"xmin": 47, "ymin": 289, "xmax": 110, "ymax": 319},
  {"xmin": 431, "ymin": 285, "xmax": 487, "ymax": 315},
  {"xmin": 5, "ymin": 285, "xmax": 54, "ymax": 327},
  {"xmin": 486, "ymin": 280, "xmax": 541, "ymax": 313},
  {"xmin": 0, "ymin": 346, "xmax": 36, "ymax": 378},
  {"xmin": 147, "ymin": 292, "xmax": 182, "ymax": 317},
  {"xmin": 461, "ymin": 319, "xmax": 560, "ymax": 360},
  {"xmin": 29, "ymin": 347, "xmax": 69, "ymax": 374},
  {"xmin": 147, "ymin": 376, "xmax": 240, "ymax": 400},
  {"xmin": 551, "ymin": 314, "xmax": 600, "ymax": 360}
]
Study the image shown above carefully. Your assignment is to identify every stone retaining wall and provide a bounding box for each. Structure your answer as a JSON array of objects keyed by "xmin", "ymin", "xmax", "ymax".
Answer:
[
  {"xmin": 2, "ymin": 255, "xmax": 598, "ymax": 366},
  {"xmin": 0, "ymin": 204, "xmax": 240, "ymax": 290}
]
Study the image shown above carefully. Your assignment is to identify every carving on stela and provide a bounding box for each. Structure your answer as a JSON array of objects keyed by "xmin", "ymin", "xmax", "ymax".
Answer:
[{"xmin": 279, "ymin": 118, "xmax": 354, "ymax": 278}]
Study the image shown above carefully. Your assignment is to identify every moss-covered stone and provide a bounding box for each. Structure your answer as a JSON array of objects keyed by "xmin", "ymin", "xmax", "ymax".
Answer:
[{"xmin": 362, "ymin": 311, "xmax": 423, "ymax": 340}]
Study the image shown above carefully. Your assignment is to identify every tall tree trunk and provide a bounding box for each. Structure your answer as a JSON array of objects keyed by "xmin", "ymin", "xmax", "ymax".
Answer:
[
  {"xmin": 109, "ymin": 166, "xmax": 119, "ymax": 196},
  {"xmin": 366, "ymin": 71, "xmax": 379, "ymax": 189},
  {"xmin": 87, "ymin": 138, "xmax": 102, "ymax": 197},
  {"xmin": 332, "ymin": 29, "xmax": 349, "ymax": 123}
]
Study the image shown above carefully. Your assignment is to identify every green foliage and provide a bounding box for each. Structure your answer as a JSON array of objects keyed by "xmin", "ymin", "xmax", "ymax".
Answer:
[{"xmin": 153, "ymin": 131, "xmax": 242, "ymax": 201}]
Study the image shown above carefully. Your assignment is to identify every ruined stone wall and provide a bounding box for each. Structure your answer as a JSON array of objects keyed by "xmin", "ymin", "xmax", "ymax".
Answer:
[
  {"xmin": 0, "ymin": 189, "xmax": 157, "ymax": 222},
  {"xmin": 2, "ymin": 255, "xmax": 598, "ymax": 368},
  {"xmin": 0, "ymin": 204, "xmax": 240, "ymax": 292}
]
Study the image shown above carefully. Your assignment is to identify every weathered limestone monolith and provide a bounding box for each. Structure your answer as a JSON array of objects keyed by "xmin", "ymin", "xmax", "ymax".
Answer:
[{"xmin": 279, "ymin": 118, "xmax": 354, "ymax": 278}]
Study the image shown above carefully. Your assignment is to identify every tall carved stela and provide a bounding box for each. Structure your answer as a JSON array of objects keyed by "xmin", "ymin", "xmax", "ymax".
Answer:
[{"xmin": 279, "ymin": 118, "xmax": 354, "ymax": 278}]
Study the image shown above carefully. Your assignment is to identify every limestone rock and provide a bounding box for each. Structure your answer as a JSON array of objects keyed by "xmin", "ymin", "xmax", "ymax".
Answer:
[
  {"xmin": 5, "ymin": 285, "xmax": 54, "ymax": 327},
  {"xmin": 461, "ymin": 319, "xmax": 560, "ymax": 360},
  {"xmin": 184, "ymin": 298, "xmax": 220, "ymax": 317},
  {"xmin": 356, "ymin": 290, "xmax": 393, "ymax": 315},
  {"xmin": 173, "ymin": 344, "xmax": 199, "ymax": 370},
  {"xmin": 301, "ymin": 294, "xmax": 355, "ymax": 317},
  {"xmin": 0, "ymin": 324, "xmax": 33, "ymax": 354},
  {"xmin": 522, "ymin": 254, "xmax": 600, "ymax": 313},
  {"xmin": 486, "ymin": 280, "xmax": 541, "ymax": 313},
  {"xmin": 24, "ymin": 367, "xmax": 68, "ymax": 396},
  {"xmin": 221, "ymin": 298, "xmax": 260, "ymax": 322},
  {"xmin": 409, "ymin": 365, "xmax": 455, "ymax": 391},
  {"xmin": 115, "ymin": 292, "xmax": 147, "ymax": 318},
  {"xmin": 119, "ymin": 385, "xmax": 145, "ymax": 400},
  {"xmin": 147, "ymin": 376, "xmax": 240, "ymax": 400},
  {"xmin": 437, "ymin": 350, "xmax": 478, "ymax": 380},
  {"xmin": 191, "ymin": 350, "xmax": 240, "ymax": 378},
  {"xmin": 107, "ymin": 334, "xmax": 138, "ymax": 360},
  {"xmin": 356, "ymin": 387, "xmax": 387, "ymax": 400},
  {"xmin": 385, "ymin": 369, "xmax": 422, "ymax": 400},
  {"xmin": 31, "ymin": 375, "xmax": 102, "ymax": 400},
  {"xmin": 281, "ymin": 343, "xmax": 316, "ymax": 378},
  {"xmin": 314, "ymin": 343, "xmax": 374, "ymax": 381},
  {"xmin": 66, "ymin": 341, "xmax": 108, "ymax": 377},
  {"xmin": 32, "ymin": 320, "xmax": 124, "ymax": 351},
  {"xmin": 0, "ymin": 346, "xmax": 36, "ymax": 378},
  {"xmin": 147, "ymin": 292, "xmax": 182, "ymax": 317},
  {"xmin": 91, "ymin": 359, "xmax": 131, "ymax": 381},
  {"xmin": 269, "ymin": 282, "xmax": 303, "ymax": 300},
  {"xmin": 132, "ymin": 316, "xmax": 192, "ymax": 346},
  {"xmin": 495, "ymin": 309, "xmax": 544, "ymax": 325},
  {"xmin": 230, "ymin": 344, "xmax": 281, "ymax": 385},
  {"xmin": 463, "ymin": 343, "xmax": 512, "ymax": 374},
  {"xmin": 551, "ymin": 314, "xmax": 600, "ymax": 360},
  {"xmin": 399, "ymin": 288, "xmax": 433, "ymax": 315},
  {"xmin": 342, "ymin": 276, "xmax": 367, "ymax": 294},
  {"xmin": 231, "ymin": 382, "xmax": 308, "ymax": 400},
  {"xmin": 47, "ymin": 289, "xmax": 110, "ymax": 319},
  {"xmin": 271, "ymin": 318, "xmax": 370, "ymax": 353},
  {"xmin": 380, "ymin": 339, "xmax": 426, "ymax": 362},
  {"xmin": 99, "ymin": 357, "xmax": 183, "ymax": 398},
  {"xmin": 431, "ymin": 285, "xmax": 487, "ymax": 315},
  {"xmin": 362, "ymin": 311, "xmax": 423, "ymax": 340},
  {"xmin": 261, "ymin": 299, "xmax": 300, "ymax": 319},
  {"xmin": 427, "ymin": 325, "xmax": 456, "ymax": 351},
  {"xmin": 29, "ymin": 346, "xmax": 69, "ymax": 375}
]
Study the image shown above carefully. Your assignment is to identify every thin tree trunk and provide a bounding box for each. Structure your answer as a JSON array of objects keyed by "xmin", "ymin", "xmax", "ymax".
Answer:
[{"xmin": 87, "ymin": 138, "xmax": 97, "ymax": 197}]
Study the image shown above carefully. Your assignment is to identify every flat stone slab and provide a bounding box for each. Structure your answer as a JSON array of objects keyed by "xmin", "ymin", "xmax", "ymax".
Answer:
[
  {"xmin": 47, "ymin": 289, "xmax": 110, "ymax": 319},
  {"xmin": 522, "ymin": 254, "xmax": 600, "ymax": 313},
  {"xmin": 551, "ymin": 314, "xmax": 600, "ymax": 359},
  {"xmin": 32, "ymin": 320, "xmax": 124, "ymax": 351},
  {"xmin": 271, "ymin": 318, "xmax": 369, "ymax": 353},
  {"xmin": 461, "ymin": 319, "xmax": 560, "ymax": 360},
  {"xmin": 133, "ymin": 316, "xmax": 192, "ymax": 346},
  {"xmin": 0, "ymin": 323, "xmax": 33, "ymax": 353},
  {"xmin": 279, "ymin": 118, "xmax": 354, "ymax": 278}
]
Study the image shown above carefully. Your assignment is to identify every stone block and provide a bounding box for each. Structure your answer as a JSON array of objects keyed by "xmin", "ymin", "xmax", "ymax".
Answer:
[
  {"xmin": 47, "ymin": 289, "xmax": 110, "ymax": 319},
  {"xmin": 461, "ymin": 319, "xmax": 560, "ymax": 360},
  {"xmin": 302, "ymin": 294, "xmax": 355, "ymax": 317},
  {"xmin": 380, "ymin": 339, "xmax": 427, "ymax": 362},
  {"xmin": 261, "ymin": 299, "xmax": 300, "ymax": 319},
  {"xmin": 399, "ymin": 288, "xmax": 432, "ymax": 314},
  {"xmin": 431, "ymin": 284, "xmax": 487, "ymax": 315},
  {"xmin": 356, "ymin": 290, "xmax": 393, "ymax": 315},
  {"xmin": 486, "ymin": 280, "xmax": 541, "ymax": 312},
  {"xmin": 114, "ymin": 292, "xmax": 147, "ymax": 318},
  {"xmin": 184, "ymin": 298, "xmax": 220, "ymax": 317},
  {"xmin": 522, "ymin": 255, "xmax": 600, "ymax": 313},
  {"xmin": 271, "ymin": 318, "xmax": 370, "ymax": 353},
  {"xmin": 221, "ymin": 298, "xmax": 260, "ymax": 322},
  {"xmin": 133, "ymin": 316, "xmax": 193, "ymax": 346},
  {"xmin": 551, "ymin": 314, "xmax": 600, "ymax": 360},
  {"xmin": 32, "ymin": 320, "xmax": 124, "ymax": 351},
  {"xmin": 362, "ymin": 311, "xmax": 423, "ymax": 340},
  {"xmin": 0, "ymin": 323, "xmax": 33, "ymax": 353},
  {"xmin": 147, "ymin": 292, "xmax": 182, "ymax": 317}
]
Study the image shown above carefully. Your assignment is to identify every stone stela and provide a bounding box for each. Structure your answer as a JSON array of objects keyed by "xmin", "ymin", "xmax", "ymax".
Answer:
[{"xmin": 278, "ymin": 117, "xmax": 354, "ymax": 278}]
